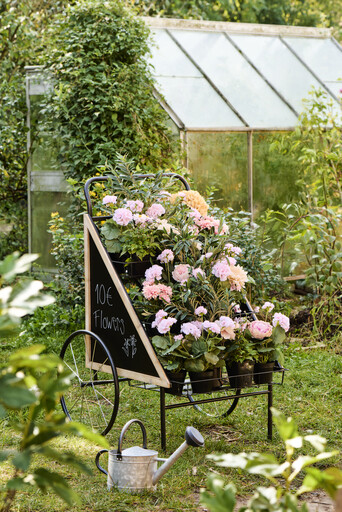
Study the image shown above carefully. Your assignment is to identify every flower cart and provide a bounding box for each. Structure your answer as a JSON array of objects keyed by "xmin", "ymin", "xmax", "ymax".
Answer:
[{"xmin": 59, "ymin": 162, "xmax": 287, "ymax": 449}]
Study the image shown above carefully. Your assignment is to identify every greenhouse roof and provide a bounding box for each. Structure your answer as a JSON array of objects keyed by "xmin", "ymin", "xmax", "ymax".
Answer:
[{"xmin": 144, "ymin": 17, "xmax": 342, "ymax": 131}]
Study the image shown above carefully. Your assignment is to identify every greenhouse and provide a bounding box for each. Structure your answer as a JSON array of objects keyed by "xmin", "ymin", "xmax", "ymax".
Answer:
[{"xmin": 26, "ymin": 18, "xmax": 342, "ymax": 270}]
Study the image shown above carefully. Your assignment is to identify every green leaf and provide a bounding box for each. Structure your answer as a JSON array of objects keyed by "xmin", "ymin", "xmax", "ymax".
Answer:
[
  {"xmin": 34, "ymin": 468, "xmax": 81, "ymax": 505},
  {"xmin": 271, "ymin": 408, "xmax": 298, "ymax": 441},
  {"xmin": 6, "ymin": 477, "xmax": 33, "ymax": 491},
  {"xmin": 101, "ymin": 221, "xmax": 120, "ymax": 240},
  {"xmin": 304, "ymin": 434, "xmax": 327, "ymax": 452},
  {"xmin": 0, "ymin": 376, "xmax": 37, "ymax": 408},
  {"xmin": 152, "ymin": 336, "xmax": 169, "ymax": 350},
  {"xmin": 12, "ymin": 449, "xmax": 31, "ymax": 471},
  {"xmin": 105, "ymin": 239, "xmax": 122, "ymax": 253},
  {"xmin": 191, "ymin": 339, "xmax": 207, "ymax": 357},
  {"xmin": 200, "ymin": 474, "xmax": 236, "ymax": 512}
]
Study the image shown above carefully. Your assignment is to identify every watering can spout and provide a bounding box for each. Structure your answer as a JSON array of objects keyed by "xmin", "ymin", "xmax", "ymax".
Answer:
[{"xmin": 152, "ymin": 426, "xmax": 204, "ymax": 485}]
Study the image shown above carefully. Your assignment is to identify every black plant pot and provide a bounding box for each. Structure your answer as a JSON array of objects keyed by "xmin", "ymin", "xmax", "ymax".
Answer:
[
  {"xmin": 212, "ymin": 367, "xmax": 224, "ymax": 390},
  {"xmin": 254, "ymin": 361, "xmax": 275, "ymax": 385},
  {"xmin": 109, "ymin": 252, "xmax": 151, "ymax": 278},
  {"xmin": 164, "ymin": 369, "xmax": 186, "ymax": 396},
  {"xmin": 226, "ymin": 360, "xmax": 254, "ymax": 389},
  {"xmin": 189, "ymin": 370, "xmax": 215, "ymax": 394}
]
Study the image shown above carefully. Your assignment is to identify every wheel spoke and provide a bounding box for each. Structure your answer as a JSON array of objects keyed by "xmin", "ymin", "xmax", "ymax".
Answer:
[{"xmin": 59, "ymin": 330, "xmax": 119, "ymax": 435}]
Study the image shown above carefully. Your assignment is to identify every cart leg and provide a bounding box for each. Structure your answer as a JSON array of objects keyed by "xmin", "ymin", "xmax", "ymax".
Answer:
[
  {"xmin": 160, "ymin": 387, "xmax": 166, "ymax": 451},
  {"xmin": 267, "ymin": 384, "xmax": 273, "ymax": 440}
]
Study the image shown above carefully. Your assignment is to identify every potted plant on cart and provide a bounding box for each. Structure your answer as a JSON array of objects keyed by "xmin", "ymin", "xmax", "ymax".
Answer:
[
  {"xmin": 245, "ymin": 303, "xmax": 289, "ymax": 384},
  {"xmin": 95, "ymin": 161, "xmax": 290, "ymax": 393},
  {"xmin": 224, "ymin": 334, "xmax": 258, "ymax": 389},
  {"xmin": 93, "ymin": 158, "xmax": 194, "ymax": 277},
  {"xmin": 150, "ymin": 318, "xmax": 230, "ymax": 394},
  {"xmin": 130, "ymin": 217, "xmax": 252, "ymax": 394}
]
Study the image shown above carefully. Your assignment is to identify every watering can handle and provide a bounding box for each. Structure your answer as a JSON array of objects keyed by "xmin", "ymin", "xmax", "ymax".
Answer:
[
  {"xmin": 117, "ymin": 419, "xmax": 148, "ymax": 460},
  {"xmin": 95, "ymin": 449, "xmax": 108, "ymax": 476}
]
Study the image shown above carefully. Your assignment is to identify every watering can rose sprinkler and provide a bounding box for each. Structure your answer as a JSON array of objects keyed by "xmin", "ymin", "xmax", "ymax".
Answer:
[{"xmin": 95, "ymin": 419, "xmax": 204, "ymax": 492}]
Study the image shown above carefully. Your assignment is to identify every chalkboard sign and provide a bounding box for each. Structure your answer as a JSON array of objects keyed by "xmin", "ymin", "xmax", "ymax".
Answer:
[{"xmin": 84, "ymin": 214, "xmax": 170, "ymax": 388}]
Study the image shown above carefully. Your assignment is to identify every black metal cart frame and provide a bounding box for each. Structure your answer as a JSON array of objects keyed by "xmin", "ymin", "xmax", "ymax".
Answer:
[{"xmin": 59, "ymin": 172, "xmax": 286, "ymax": 449}]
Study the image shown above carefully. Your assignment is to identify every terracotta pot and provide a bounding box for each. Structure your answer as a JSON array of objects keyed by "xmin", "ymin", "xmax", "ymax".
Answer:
[
  {"xmin": 254, "ymin": 361, "xmax": 274, "ymax": 385},
  {"xmin": 164, "ymin": 369, "xmax": 186, "ymax": 396},
  {"xmin": 226, "ymin": 360, "xmax": 254, "ymax": 388}
]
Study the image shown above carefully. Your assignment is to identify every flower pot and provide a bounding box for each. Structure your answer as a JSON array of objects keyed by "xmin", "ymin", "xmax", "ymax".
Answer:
[
  {"xmin": 109, "ymin": 253, "xmax": 151, "ymax": 278},
  {"xmin": 212, "ymin": 367, "xmax": 224, "ymax": 390},
  {"xmin": 189, "ymin": 370, "xmax": 215, "ymax": 394},
  {"xmin": 226, "ymin": 360, "xmax": 254, "ymax": 388},
  {"xmin": 164, "ymin": 369, "xmax": 186, "ymax": 396},
  {"xmin": 254, "ymin": 361, "xmax": 275, "ymax": 385}
]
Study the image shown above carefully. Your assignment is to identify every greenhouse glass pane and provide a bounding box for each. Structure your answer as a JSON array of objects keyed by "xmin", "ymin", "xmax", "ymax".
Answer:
[
  {"xmin": 284, "ymin": 37, "xmax": 342, "ymax": 95},
  {"xmin": 155, "ymin": 76, "xmax": 245, "ymax": 128},
  {"xmin": 149, "ymin": 29, "xmax": 202, "ymax": 77},
  {"xmin": 31, "ymin": 191, "xmax": 69, "ymax": 269},
  {"xmin": 253, "ymin": 132, "xmax": 301, "ymax": 218},
  {"xmin": 150, "ymin": 29, "xmax": 245, "ymax": 128},
  {"xmin": 187, "ymin": 132, "xmax": 248, "ymax": 210},
  {"xmin": 230, "ymin": 34, "xmax": 323, "ymax": 114},
  {"xmin": 30, "ymin": 95, "xmax": 61, "ymax": 172},
  {"xmin": 171, "ymin": 30, "xmax": 297, "ymax": 128}
]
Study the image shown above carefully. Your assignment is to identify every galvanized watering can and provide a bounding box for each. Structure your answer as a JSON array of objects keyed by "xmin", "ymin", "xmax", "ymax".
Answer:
[{"xmin": 95, "ymin": 418, "xmax": 204, "ymax": 492}]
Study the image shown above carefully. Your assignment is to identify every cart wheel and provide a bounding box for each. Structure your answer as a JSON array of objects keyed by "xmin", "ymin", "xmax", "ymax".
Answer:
[
  {"xmin": 60, "ymin": 329, "xmax": 119, "ymax": 435},
  {"xmin": 185, "ymin": 381, "xmax": 241, "ymax": 417}
]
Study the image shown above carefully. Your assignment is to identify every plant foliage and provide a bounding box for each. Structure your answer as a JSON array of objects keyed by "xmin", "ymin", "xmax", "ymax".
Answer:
[{"xmin": 201, "ymin": 408, "xmax": 342, "ymax": 511}]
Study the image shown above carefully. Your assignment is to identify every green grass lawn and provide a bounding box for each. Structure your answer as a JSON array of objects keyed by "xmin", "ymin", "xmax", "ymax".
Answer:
[{"xmin": 1, "ymin": 332, "xmax": 341, "ymax": 512}]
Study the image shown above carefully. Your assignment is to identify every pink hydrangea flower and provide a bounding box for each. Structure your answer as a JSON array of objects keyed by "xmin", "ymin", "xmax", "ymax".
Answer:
[
  {"xmin": 157, "ymin": 249, "xmax": 174, "ymax": 264},
  {"xmin": 180, "ymin": 322, "xmax": 202, "ymax": 339},
  {"xmin": 212, "ymin": 260, "xmax": 231, "ymax": 281},
  {"xmin": 218, "ymin": 316, "xmax": 236, "ymax": 340},
  {"xmin": 151, "ymin": 309, "xmax": 168, "ymax": 328},
  {"xmin": 145, "ymin": 265, "xmax": 163, "ymax": 282},
  {"xmin": 228, "ymin": 257, "xmax": 237, "ymax": 266},
  {"xmin": 220, "ymin": 223, "xmax": 229, "ymax": 235},
  {"xmin": 225, "ymin": 243, "xmax": 242, "ymax": 255},
  {"xmin": 146, "ymin": 203, "xmax": 165, "ymax": 219},
  {"xmin": 233, "ymin": 304, "xmax": 241, "ymax": 313},
  {"xmin": 158, "ymin": 284, "xmax": 173, "ymax": 303},
  {"xmin": 272, "ymin": 313, "xmax": 290, "ymax": 332},
  {"xmin": 262, "ymin": 301, "xmax": 275, "ymax": 312},
  {"xmin": 195, "ymin": 216, "xmax": 219, "ymax": 231},
  {"xmin": 142, "ymin": 283, "xmax": 172, "ymax": 303},
  {"xmin": 188, "ymin": 208, "xmax": 201, "ymax": 219},
  {"xmin": 172, "ymin": 264, "xmax": 191, "ymax": 284},
  {"xmin": 195, "ymin": 306, "xmax": 207, "ymax": 316},
  {"xmin": 174, "ymin": 334, "xmax": 184, "ymax": 341},
  {"xmin": 113, "ymin": 208, "xmax": 133, "ymax": 226},
  {"xmin": 125, "ymin": 199, "xmax": 144, "ymax": 212},
  {"xmin": 102, "ymin": 195, "xmax": 117, "ymax": 205},
  {"xmin": 248, "ymin": 320, "xmax": 273, "ymax": 340},
  {"xmin": 192, "ymin": 268, "xmax": 205, "ymax": 279},
  {"xmin": 202, "ymin": 321, "xmax": 221, "ymax": 334},
  {"xmin": 157, "ymin": 317, "xmax": 177, "ymax": 334},
  {"xmin": 133, "ymin": 213, "xmax": 149, "ymax": 226}
]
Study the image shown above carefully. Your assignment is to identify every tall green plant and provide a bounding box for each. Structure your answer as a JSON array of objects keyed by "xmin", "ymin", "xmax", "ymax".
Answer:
[
  {"xmin": 43, "ymin": 0, "xmax": 180, "ymax": 190},
  {"xmin": 0, "ymin": 252, "xmax": 108, "ymax": 511},
  {"xmin": 259, "ymin": 90, "xmax": 342, "ymax": 338},
  {"xmin": 0, "ymin": 0, "xmax": 70, "ymax": 257}
]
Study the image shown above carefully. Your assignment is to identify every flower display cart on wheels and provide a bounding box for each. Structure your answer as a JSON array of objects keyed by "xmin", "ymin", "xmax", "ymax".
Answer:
[{"xmin": 59, "ymin": 165, "xmax": 287, "ymax": 449}]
